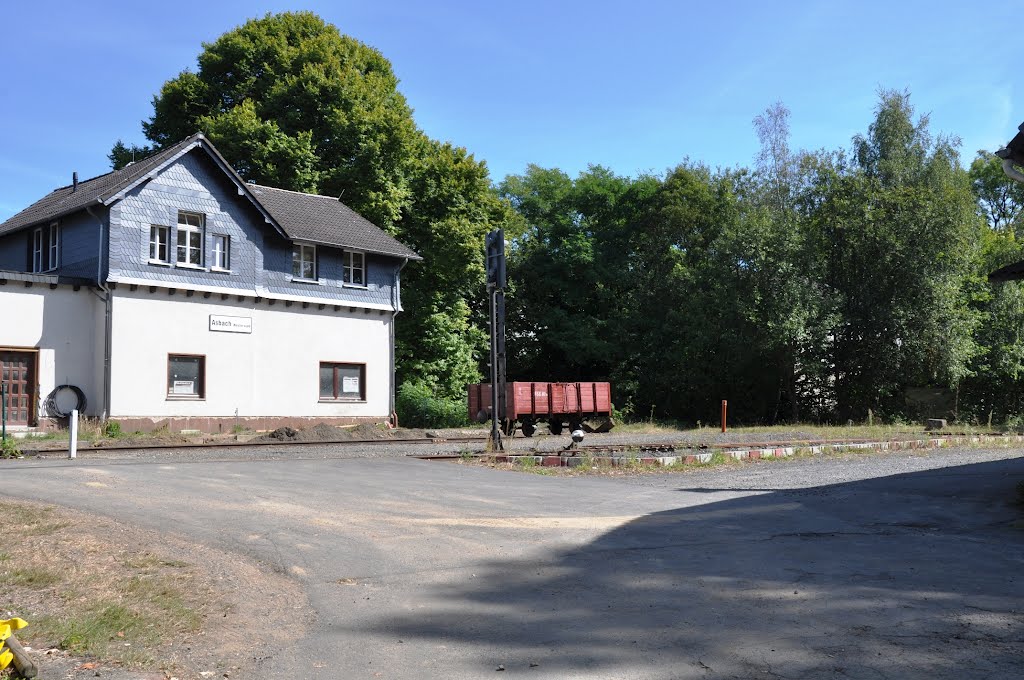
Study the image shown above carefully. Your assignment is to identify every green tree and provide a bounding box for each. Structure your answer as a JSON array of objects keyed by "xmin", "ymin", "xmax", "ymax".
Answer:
[
  {"xmin": 135, "ymin": 11, "xmax": 418, "ymax": 229},
  {"xmin": 108, "ymin": 140, "xmax": 154, "ymax": 169},
  {"xmin": 397, "ymin": 140, "xmax": 513, "ymax": 399},
  {"xmin": 815, "ymin": 90, "xmax": 981, "ymax": 419},
  {"xmin": 969, "ymin": 150, "xmax": 1024, "ymax": 233}
]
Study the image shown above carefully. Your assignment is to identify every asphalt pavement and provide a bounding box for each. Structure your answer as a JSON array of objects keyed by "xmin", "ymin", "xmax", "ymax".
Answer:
[{"xmin": 3, "ymin": 444, "xmax": 1023, "ymax": 679}]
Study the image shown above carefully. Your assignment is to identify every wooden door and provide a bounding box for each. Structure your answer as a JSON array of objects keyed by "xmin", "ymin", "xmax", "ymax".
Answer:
[{"xmin": 1, "ymin": 350, "xmax": 36, "ymax": 426}]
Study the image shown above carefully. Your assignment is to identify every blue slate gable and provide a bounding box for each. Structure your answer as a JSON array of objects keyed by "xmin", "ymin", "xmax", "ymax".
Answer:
[
  {"xmin": 0, "ymin": 208, "xmax": 104, "ymax": 280},
  {"xmin": 106, "ymin": 150, "xmax": 401, "ymax": 309}
]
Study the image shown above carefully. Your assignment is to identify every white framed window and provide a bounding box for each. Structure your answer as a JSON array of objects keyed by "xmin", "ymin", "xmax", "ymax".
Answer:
[
  {"xmin": 32, "ymin": 228, "xmax": 43, "ymax": 272},
  {"xmin": 176, "ymin": 211, "xmax": 204, "ymax": 266},
  {"xmin": 149, "ymin": 225, "xmax": 170, "ymax": 263},
  {"xmin": 211, "ymin": 235, "xmax": 230, "ymax": 270},
  {"xmin": 48, "ymin": 223, "xmax": 59, "ymax": 270},
  {"xmin": 31, "ymin": 223, "xmax": 59, "ymax": 272},
  {"xmin": 343, "ymin": 250, "xmax": 365, "ymax": 286},
  {"xmin": 292, "ymin": 243, "xmax": 317, "ymax": 281}
]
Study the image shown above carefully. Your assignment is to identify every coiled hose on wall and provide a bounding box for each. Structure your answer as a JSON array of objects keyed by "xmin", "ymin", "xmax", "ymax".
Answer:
[{"xmin": 44, "ymin": 385, "xmax": 87, "ymax": 418}]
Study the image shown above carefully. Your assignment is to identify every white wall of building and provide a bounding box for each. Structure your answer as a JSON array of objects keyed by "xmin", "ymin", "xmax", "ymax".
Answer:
[
  {"xmin": 109, "ymin": 288, "xmax": 392, "ymax": 418},
  {"xmin": 0, "ymin": 285, "xmax": 102, "ymax": 417}
]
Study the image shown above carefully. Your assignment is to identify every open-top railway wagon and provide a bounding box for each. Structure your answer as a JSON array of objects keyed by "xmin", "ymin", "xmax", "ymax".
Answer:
[{"xmin": 467, "ymin": 381, "xmax": 614, "ymax": 437}]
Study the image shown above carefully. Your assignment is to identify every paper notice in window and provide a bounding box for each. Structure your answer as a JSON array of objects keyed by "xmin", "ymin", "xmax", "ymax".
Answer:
[
  {"xmin": 342, "ymin": 376, "xmax": 360, "ymax": 393},
  {"xmin": 173, "ymin": 380, "xmax": 194, "ymax": 394}
]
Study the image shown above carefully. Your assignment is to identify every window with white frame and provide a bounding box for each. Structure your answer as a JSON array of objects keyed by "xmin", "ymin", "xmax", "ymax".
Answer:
[
  {"xmin": 292, "ymin": 243, "xmax": 316, "ymax": 280},
  {"xmin": 149, "ymin": 225, "xmax": 170, "ymax": 263},
  {"xmin": 31, "ymin": 222, "xmax": 59, "ymax": 272},
  {"xmin": 176, "ymin": 211, "xmax": 204, "ymax": 266},
  {"xmin": 48, "ymin": 223, "xmax": 59, "ymax": 270},
  {"xmin": 343, "ymin": 250, "xmax": 365, "ymax": 286},
  {"xmin": 211, "ymin": 235, "xmax": 230, "ymax": 270}
]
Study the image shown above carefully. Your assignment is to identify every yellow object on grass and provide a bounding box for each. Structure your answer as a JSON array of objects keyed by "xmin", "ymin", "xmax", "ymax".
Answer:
[{"xmin": 0, "ymin": 617, "xmax": 28, "ymax": 670}]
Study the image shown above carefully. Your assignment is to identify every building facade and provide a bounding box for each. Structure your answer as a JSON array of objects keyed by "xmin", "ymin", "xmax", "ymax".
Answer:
[{"xmin": 0, "ymin": 134, "xmax": 420, "ymax": 431}]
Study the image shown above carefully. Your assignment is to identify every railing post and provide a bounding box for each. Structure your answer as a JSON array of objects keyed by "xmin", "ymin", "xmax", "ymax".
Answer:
[{"xmin": 69, "ymin": 409, "xmax": 78, "ymax": 460}]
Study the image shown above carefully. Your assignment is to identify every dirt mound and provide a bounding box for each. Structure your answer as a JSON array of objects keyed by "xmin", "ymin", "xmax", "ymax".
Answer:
[{"xmin": 256, "ymin": 422, "xmax": 427, "ymax": 443}]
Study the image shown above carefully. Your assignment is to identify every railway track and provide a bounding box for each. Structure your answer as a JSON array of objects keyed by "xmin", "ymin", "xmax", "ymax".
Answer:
[
  {"xmin": 22, "ymin": 434, "xmax": 488, "ymax": 456},
  {"xmin": 415, "ymin": 431, "xmax": 1007, "ymax": 459},
  {"xmin": 18, "ymin": 430, "xmax": 1001, "ymax": 458}
]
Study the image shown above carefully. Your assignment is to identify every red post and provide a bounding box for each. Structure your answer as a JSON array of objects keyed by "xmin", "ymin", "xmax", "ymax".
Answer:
[{"xmin": 721, "ymin": 400, "xmax": 727, "ymax": 433}]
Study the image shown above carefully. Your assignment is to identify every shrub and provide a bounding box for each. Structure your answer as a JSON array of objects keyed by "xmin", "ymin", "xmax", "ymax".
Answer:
[
  {"xmin": 1, "ymin": 436, "xmax": 21, "ymax": 459},
  {"xmin": 102, "ymin": 420, "xmax": 123, "ymax": 438},
  {"xmin": 396, "ymin": 382, "xmax": 469, "ymax": 429}
]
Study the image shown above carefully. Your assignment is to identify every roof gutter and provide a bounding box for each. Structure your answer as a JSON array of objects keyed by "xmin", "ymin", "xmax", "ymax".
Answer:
[
  {"xmin": 85, "ymin": 203, "xmax": 112, "ymax": 420},
  {"xmin": 1002, "ymin": 158, "xmax": 1024, "ymax": 185},
  {"xmin": 389, "ymin": 257, "xmax": 410, "ymax": 425}
]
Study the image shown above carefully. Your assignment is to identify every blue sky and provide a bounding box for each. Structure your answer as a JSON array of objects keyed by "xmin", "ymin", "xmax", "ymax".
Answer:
[{"xmin": 0, "ymin": 1, "xmax": 1019, "ymax": 221}]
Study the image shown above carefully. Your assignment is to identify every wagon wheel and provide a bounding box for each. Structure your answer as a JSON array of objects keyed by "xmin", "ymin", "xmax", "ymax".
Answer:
[
  {"xmin": 548, "ymin": 421, "xmax": 563, "ymax": 436},
  {"xmin": 501, "ymin": 419, "xmax": 517, "ymax": 437},
  {"xmin": 521, "ymin": 421, "xmax": 537, "ymax": 437}
]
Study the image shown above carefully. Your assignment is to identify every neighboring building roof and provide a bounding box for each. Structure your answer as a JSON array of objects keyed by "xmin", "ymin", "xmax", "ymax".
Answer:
[
  {"xmin": 0, "ymin": 134, "xmax": 421, "ymax": 260},
  {"xmin": 996, "ymin": 121, "xmax": 1024, "ymax": 166},
  {"xmin": 990, "ymin": 121, "xmax": 1024, "ymax": 282},
  {"xmin": 248, "ymin": 184, "xmax": 420, "ymax": 259},
  {"xmin": 989, "ymin": 259, "xmax": 1024, "ymax": 283}
]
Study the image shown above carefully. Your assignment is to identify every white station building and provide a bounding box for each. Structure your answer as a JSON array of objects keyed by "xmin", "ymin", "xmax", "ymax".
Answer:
[{"xmin": 0, "ymin": 133, "xmax": 420, "ymax": 432}]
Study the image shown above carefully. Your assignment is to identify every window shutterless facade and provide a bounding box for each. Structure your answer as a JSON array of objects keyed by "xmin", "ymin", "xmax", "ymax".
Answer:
[
  {"xmin": 292, "ymin": 243, "xmax": 317, "ymax": 280},
  {"xmin": 167, "ymin": 354, "xmax": 205, "ymax": 399},
  {"xmin": 149, "ymin": 225, "xmax": 170, "ymax": 263},
  {"xmin": 212, "ymin": 235, "xmax": 230, "ymax": 270},
  {"xmin": 319, "ymin": 362, "xmax": 365, "ymax": 401},
  {"xmin": 31, "ymin": 222, "xmax": 59, "ymax": 273},
  {"xmin": 343, "ymin": 250, "xmax": 365, "ymax": 286},
  {"xmin": 176, "ymin": 211, "xmax": 204, "ymax": 266}
]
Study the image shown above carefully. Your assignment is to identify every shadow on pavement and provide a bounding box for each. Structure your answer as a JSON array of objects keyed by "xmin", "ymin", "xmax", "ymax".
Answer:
[{"xmin": 360, "ymin": 458, "xmax": 1024, "ymax": 679}]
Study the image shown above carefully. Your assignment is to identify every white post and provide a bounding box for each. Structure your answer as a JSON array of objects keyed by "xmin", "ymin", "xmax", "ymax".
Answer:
[{"xmin": 69, "ymin": 410, "xmax": 78, "ymax": 459}]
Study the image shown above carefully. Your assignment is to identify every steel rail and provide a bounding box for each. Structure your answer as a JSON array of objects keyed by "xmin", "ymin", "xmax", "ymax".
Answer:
[{"xmin": 23, "ymin": 435, "xmax": 488, "ymax": 456}]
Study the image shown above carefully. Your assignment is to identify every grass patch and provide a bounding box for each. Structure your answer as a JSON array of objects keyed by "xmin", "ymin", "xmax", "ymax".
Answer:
[
  {"xmin": 5, "ymin": 566, "xmax": 61, "ymax": 587},
  {"xmin": 0, "ymin": 500, "xmax": 212, "ymax": 671}
]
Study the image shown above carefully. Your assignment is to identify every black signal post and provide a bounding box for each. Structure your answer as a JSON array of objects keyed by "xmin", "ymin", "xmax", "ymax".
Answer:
[{"xmin": 485, "ymin": 229, "xmax": 507, "ymax": 450}]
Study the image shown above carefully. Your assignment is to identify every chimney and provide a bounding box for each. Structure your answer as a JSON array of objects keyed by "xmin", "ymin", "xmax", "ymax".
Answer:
[{"xmin": 72, "ymin": 172, "xmax": 78, "ymax": 192}]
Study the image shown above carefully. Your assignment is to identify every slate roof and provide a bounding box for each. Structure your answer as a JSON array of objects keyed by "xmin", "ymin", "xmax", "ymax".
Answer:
[
  {"xmin": 0, "ymin": 133, "xmax": 421, "ymax": 260},
  {"xmin": 996, "ymin": 121, "xmax": 1024, "ymax": 166},
  {"xmin": 989, "ymin": 259, "xmax": 1024, "ymax": 282},
  {"xmin": 248, "ymin": 184, "xmax": 420, "ymax": 259}
]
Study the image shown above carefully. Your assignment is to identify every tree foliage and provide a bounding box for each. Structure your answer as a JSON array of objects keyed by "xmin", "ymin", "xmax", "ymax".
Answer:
[{"xmin": 502, "ymin": 90, "xmax": 1005, "ymax": 426}]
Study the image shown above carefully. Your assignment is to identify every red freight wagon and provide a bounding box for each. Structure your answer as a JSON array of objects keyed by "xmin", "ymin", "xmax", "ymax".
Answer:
[{"xmin": 467, "ymin": 381, "xmax": 614, "ymax": 437}]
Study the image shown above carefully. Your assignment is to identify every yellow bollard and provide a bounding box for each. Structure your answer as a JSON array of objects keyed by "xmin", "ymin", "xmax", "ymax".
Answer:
[{"xmin": 0, "ymin": 618, "xmax": 29, "ymax": 671}]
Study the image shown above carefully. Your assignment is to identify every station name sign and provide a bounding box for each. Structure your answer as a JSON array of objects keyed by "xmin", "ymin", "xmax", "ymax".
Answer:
[{"xmin": 209, "ymin": 315, "xmax": 252, "ymax": 334}]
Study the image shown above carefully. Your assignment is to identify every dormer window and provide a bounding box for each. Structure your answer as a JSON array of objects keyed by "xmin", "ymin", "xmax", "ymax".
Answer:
[
  {"xmin": 343, "ymin": 250, "xmax": 365, "ymax": 286},
  {"xmin": 292, "ymin": 243, "xmax": 317, "ymax": 281},
  {"xmin": 176, "ymin": 211, "xmax": 204, "ymax": 266},
  {"xmin": 31, "ymin": 222, "xmax": 59, "ymax": 273}
]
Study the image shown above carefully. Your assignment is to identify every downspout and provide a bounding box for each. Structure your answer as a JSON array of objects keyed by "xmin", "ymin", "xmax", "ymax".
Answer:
[
  {"xmin": 1002, "ymin": 158, "xmax": 1024, "ymax": 185},
  {"xmin": 85, "ymin": 203, "xmax": 112, "ymax": 420},
  {"xmin": 390, "ymin": 257, "xmax": 409, "ymax": 424}
]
